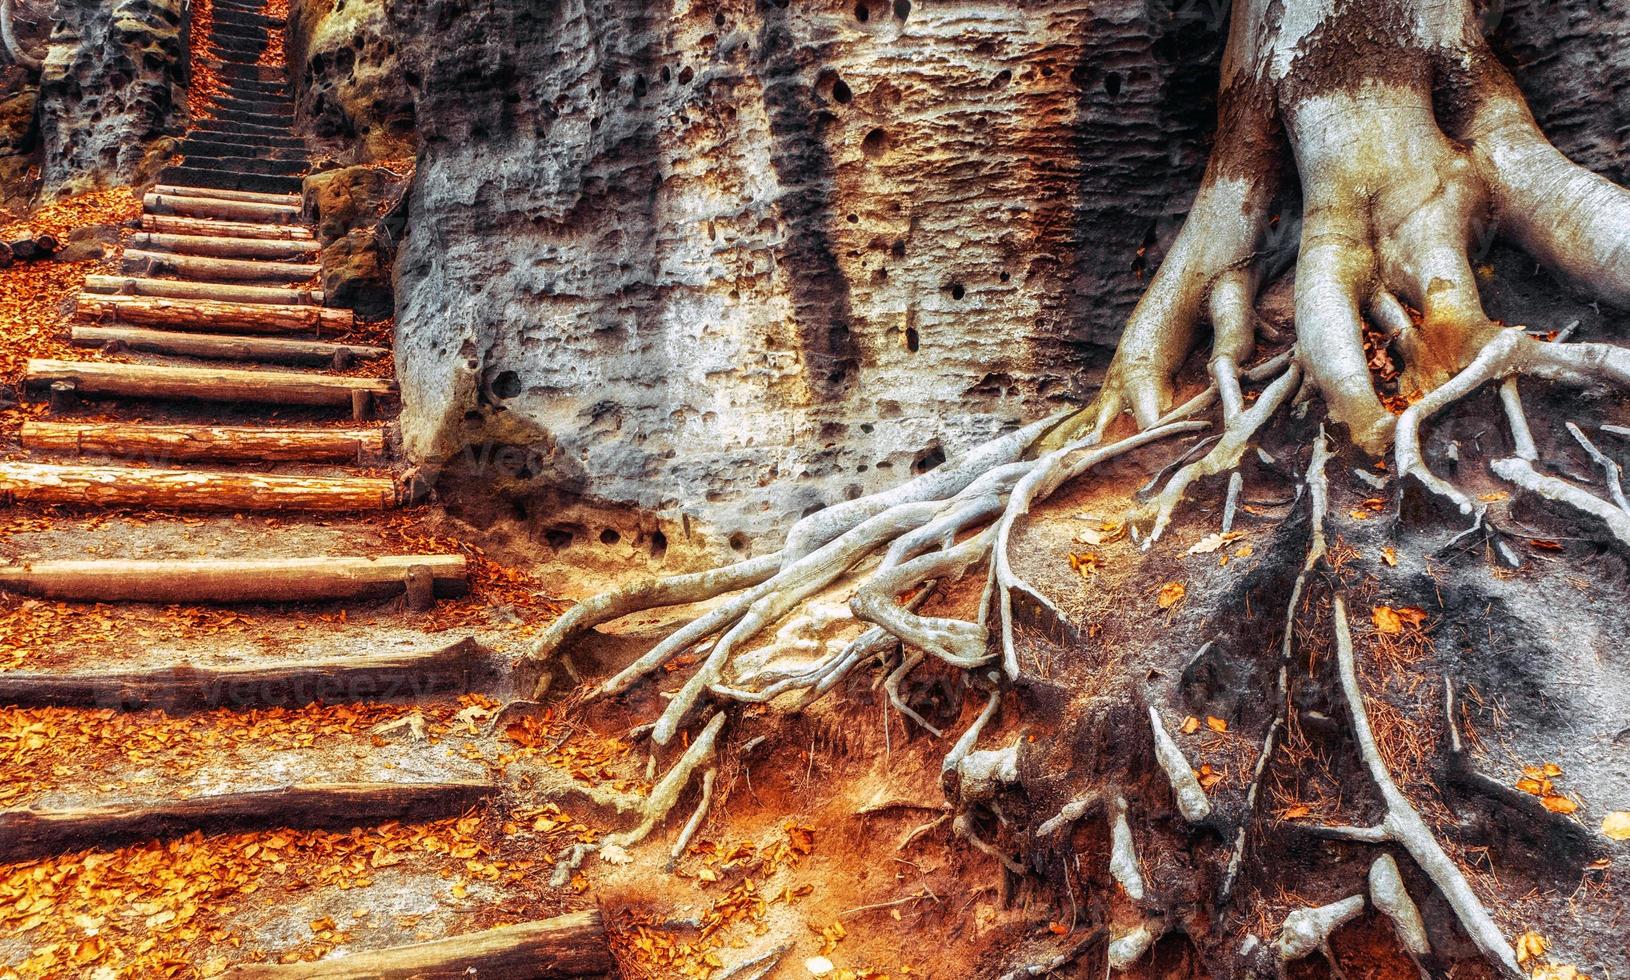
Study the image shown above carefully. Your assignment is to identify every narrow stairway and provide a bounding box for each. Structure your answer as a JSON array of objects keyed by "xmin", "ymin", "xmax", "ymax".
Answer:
[{"xmin": 0, "ymin": 5, "xmax": 609, "ymax": 974}]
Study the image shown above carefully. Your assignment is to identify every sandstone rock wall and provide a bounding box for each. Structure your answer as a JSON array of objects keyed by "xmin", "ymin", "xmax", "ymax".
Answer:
[
  {"xmin": 385, "ymin": 0, "xmax": 1630, "ymax": 564},
  {"xmin": 38, "ymin": 0, "xmax": 186, "ymax": 198},
  {"xmin": 389, "ymin": 0, "xmax": 1222, "ymax": 561},
  {"xmin": 303, "ymin": 161, "xmax": 408, "ymax": 318},
  {"xmin": 288, "ymin": 0, "xmax": 411, "ymax": 163}
]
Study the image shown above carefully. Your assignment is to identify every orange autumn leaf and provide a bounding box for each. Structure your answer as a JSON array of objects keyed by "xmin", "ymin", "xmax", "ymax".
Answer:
[
  {"xmin": 1180, "ymin": 716, "xmax": 1200, "ymax": 735},
  {"xmin": 1542, "ymin": 795, "xmax": 1579, "ymax": 815},
  {"xmin": 1205, "ymin": 716, "xmax": 1228, "ymax": 733},
  {"xmin": 1602, "ymin": 811, "xmax": 1630, "ymax": 840},
  {"xmin": 1156, "ymin": 582, "xmax": 1186, "ymax": 609}
]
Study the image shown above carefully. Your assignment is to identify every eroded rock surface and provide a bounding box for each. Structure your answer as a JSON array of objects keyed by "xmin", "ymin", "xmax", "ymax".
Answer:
[
  {"xmin": 303, "ymin": 162, "xmax": 407, "ymax": 318},
  {"xmin": 386, "ymin": 0, "xmax": 1223, "ymax": 559},
  {"xmin": 289, "ymin": 0, "xmax": 412, "ymax": 163},
  {"xmin": 38, "ymin": 0, "xmax": 186, "ymax": 198}
]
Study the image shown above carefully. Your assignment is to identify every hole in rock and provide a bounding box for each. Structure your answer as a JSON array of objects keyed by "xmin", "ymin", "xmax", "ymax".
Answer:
[{"xmin": 600, "ymin": 528, "xmax": 621, "ymax": 545}]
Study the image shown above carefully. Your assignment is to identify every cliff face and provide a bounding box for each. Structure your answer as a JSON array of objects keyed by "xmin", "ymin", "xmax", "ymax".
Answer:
[
  {"xmin": 38, "ymin": 0, "xmax": 187, "ymax": 198},
  {"xmin": 388, "ymin": 0, "xmax": 1221, "ymax": 558},
  {"xmin": 381, "ymin": 0, "xmax": 1630, "ymax": 561}
]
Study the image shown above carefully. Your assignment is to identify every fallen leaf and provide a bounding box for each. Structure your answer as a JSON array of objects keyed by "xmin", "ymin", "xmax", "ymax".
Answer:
[
  {"xmin": 1187, "ymin": 531, "xmax": 1243, "ymax": 555},
  {"xmin": 1180, "ymin": 716, "xmax": 1200, "ymax": 735},
  {"xmin": 1515, "ymin": 931, "xmax": 1547, "ymax": 964},
  {"xmin": 1478, "ymin": 491, "xmax": 1510, "ymax": 503},
  {"xmin": 1280, "ymin": 804, "xmax": 1311, "ymax": 820},
  {"xmin": 1205, "ymin": 716, "xmax": 1228, "ymax": 733},
  {"xmin": 1157, "ymin": 582, "xmax": 1186, "ymax": 609},
  {"xmin": 1372, "ymin": 606, "xmax": 1403, "ymax": 634},
  {"xmin": 1602, "ymin": 811, "xmax": 1630, "ymax": 840},
  {"xmin": 1048, "ymin": 921, "xmax": 1068, "ymax": 935},
  {"xmin": 1542, "ymin": 795, "xmax": 1578, "ymax": 815},
  {"xmin": 1380, "ymin": 546, "xmax": 1397, "ymax": 566}
]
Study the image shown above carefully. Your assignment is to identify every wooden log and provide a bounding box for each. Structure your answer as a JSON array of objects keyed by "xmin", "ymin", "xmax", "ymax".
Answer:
[
  {"xmin": 47, "ymin": 380, "xmax": 77, "ymax": 413},
  {"xmin": 0, "ymin": 461, "xmax": 401, "ymax": 512},
  {"xmin": 74, "ymin": 294, "xmax": 353, "ymax": 334},
  {"xmin": 153, "ymin": 183, "xmax": 301, "ymax": 206},
  {"xmin": 123, "ymin": 248, "xmax": 320, "ymax": 284},
  {"xmin": 129, "ymin": 231, "xmax": 318, "ymax": 260},
  {"xmin": 223, "ymin": 911, "xmax": 614, "ymax": 979},
  {"xmin": 18, "ymin": 420, "xmax": 386, "ymax": 464},
  {"xmin": 0, "ymin": 637, "xmax": 494, "ymax": 711},
  {"xmin": 140, "ymin": 213, "xmax": 316, "ymax": 241},
  {"xmin": 0, "ymin": 554, "xmax": 468, "ymax": 603},
  {"xmin": 143, "ymin": 192, "xmax": 300, "ymax": 224},
  {"xmin": 0, "ymin": 781, "xmax": 498, "ymax": 863},
  {"xmin": 85, "ymin": 274, "xmax": 323, "ymax": 306},
  {"xmin": 71, "ymin": 325, "xmax": 385, "ymax": 366},
  {"xmin": 24, "ymin": 359, "xmax": 396, "ymax": 409}
]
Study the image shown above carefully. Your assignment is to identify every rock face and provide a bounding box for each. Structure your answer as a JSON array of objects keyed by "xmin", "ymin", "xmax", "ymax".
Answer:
[
  {"xmin": 383, "ymin": 0, "xmax": 1630, "ymax": 562},
  {"xmin": 38, "ymin": 0, "xmax": 186, "ymax": 198},
  {"xmin": 387, "ymin": 0, "xmax": 1222, "ymax": 559},
  {"xmin": 303, "ymin": 163, "xmax": 408, "ymax": 319},
  {"xmin": 288, "ymin": 0, "xmax": 412, "ymax": 163}
]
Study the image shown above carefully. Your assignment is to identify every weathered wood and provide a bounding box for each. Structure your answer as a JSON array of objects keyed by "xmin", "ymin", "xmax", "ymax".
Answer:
[
  {"xmin": 140, "ymin": 214, "xmax": 316, "ymax": 241},
  {"xmin": 0, "ymin": 554, "xmax": 468, "ymax": 603},
  {"xmin": 84, "ymin": 273, "xmax": 324, "ymax": 306},
  {"xmin": 129, "ymin": 231, "xmax": 318, "ymax": 260},
  {"xmin": 223, "ymin": 911, "xmax": 615, "ymax": 979},
  {"xmin": 0, "ymin": 461, "xmax": 401, "ymax": 512},
  {"xmin": 25, "ymin": 359, "xmax": 396, "ymax": 409},
  {"xmin": 143, "ymin": 192, "xmax": 300, "ymax": 224},
  {"xmin": 123, "ymin": 248, "xmax": 320, "ymax": 284},
  {"xmin": 74, "ymin": 294, "xmax": 353, "ymax": 334},
  {"xmin": 71, "ymin": 326, "xmax": 386, "ymax": 366},
  {"xmin": 405, "ymin": 564, "xmax": 436, "ymax": 612},
  {"xmin": 153, "ymin": 184, "xmax": 301, "ymax": 206},
  {"xmin": 0, "ymin": 637, "xmax": 494, "ymax": 711},
  {"xmin": 47, "ymin": 380, "xmax": 76, "ymax": 414},
  {"xmin": 0, "ymin": 781, "xmax": 499, "ymax": 862},
  {"xmin": 18, "ymin": 420, "xmax": 386, "ymax": 463}
]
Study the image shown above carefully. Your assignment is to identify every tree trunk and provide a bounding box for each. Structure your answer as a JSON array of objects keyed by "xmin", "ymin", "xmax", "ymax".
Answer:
[
  {"xmin": 18, "ymin": 420, "xmax": 386, "ymax": 464},
  {"xmin": 0, "ymin": 554, "xmax": 469, "ymax": 603}
]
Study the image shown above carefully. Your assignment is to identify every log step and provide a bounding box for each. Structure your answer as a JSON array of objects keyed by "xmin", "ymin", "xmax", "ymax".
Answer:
[
  {"xmin": 0, "ymin": 554, "xmax": 468, "ymax": 603},
  {"xmin": 139, "ymin": 214, "xmax": 315, "ymax": 243},
  {"xmin": 144, "ymin": 192, "xmax": 300, "ymax": 224},
  {"xmin": 0, "ymin": 781, "xmax": 498, "ymax": 863},
  {"xmin": 0, "ymin": 461, "xmax": 402, "ymax": 512},
  {"xmin": 70, "ymin": 325, "xmax": 386, "ymax": 367},
  {"xmin": 19, "ymin": 420, "xmax": 386, "ymax": 464},
  {"xmin": 179, "ymin": 138, "xmax": 307, "ymax": 161},
  {"xmin": 85, "ymin": 273, "xmax": 323, "ymax": 305},
  {"xmin": 75, "ymin": 293, "xmax": 353, "ymax": 334},
  {"xmin": 0, "ymin": 637, "xmax": 493, "ymax": 711},
  {"xmin": 153, "ymin": 184, "xmax": 300, "ymax": 206},
  {"xmin": 24, "ymin": 359, "xmax": 395, "ymax": 409},
  {"xmin": 131, "ymin": 230, "xmax": 317, "ymax": 260},
  {"xmin": 223, "ymin": 911, "xmax": 615, "ymax": 979},
  {"xmin": 123, "ymin": 248, "xmax": 320, "ymax": 284}
]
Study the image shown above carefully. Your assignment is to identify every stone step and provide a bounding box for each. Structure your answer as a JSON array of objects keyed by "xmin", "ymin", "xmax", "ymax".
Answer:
[
  {"xmin": 180, "ymin": 154, "xmax": 307, "ymax": 177},
  {"xmin": 23, "ymin": 358, "xmax": 395, "ymax": 411},
  {"xmin": 180, "ymin": 137, "xmax": 306, "ymax": 160},
  {"xmin": 206, "ymin": 95, "xmax": 296, "ymax": 117},
  {"xmin": 157, "ymin": 165, "xmax": 303, "ymax": 195},
  {"xmin": 0, "ymin": 782, "xmax": 495, "ymax": 862},
  {"xmin": 194, "ymin": 118, "xmax": 298, "ymax": 138},
  {"xmin": 0, "ymin": 555, "xmax": 467, "ymax": 604},
  {"xmin": 216, "ymin": 76, "xmax": 286, "ymax": 95},
  {"xmin": 123, "ymin": 248, "xmax": 319, "ymax": 284}
]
